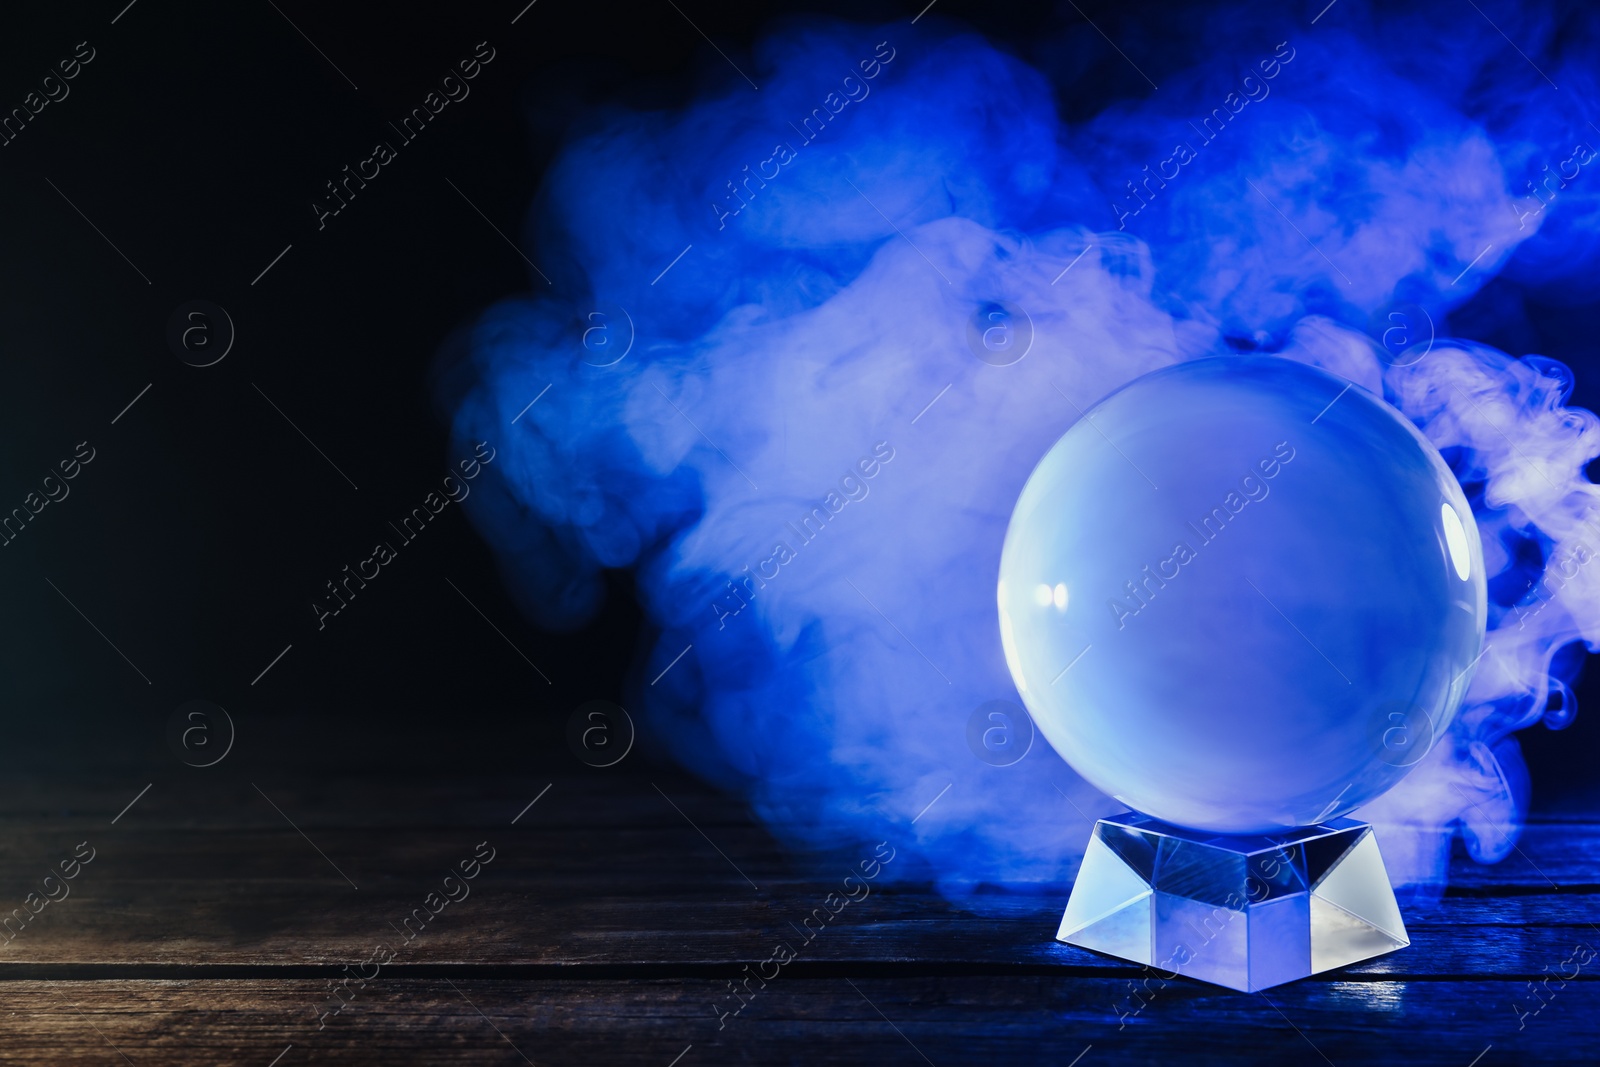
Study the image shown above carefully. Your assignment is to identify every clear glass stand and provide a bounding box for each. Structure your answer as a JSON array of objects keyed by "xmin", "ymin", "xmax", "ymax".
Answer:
[{"xmin": 1057, "ymin": 812, "xmax": 1409, "ymax": 991}]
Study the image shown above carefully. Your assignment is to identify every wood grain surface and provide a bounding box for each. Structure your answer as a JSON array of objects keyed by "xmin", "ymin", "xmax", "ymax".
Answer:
[{"xmin": 0, "ymin": 772, "xmax": 1592, "ymax": 1064}]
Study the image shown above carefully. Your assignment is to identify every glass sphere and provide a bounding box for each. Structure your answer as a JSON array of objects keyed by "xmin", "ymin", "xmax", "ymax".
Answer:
[{"xmin": 998, "ymin": 356, "xmax": 1485, "ymax": 835}]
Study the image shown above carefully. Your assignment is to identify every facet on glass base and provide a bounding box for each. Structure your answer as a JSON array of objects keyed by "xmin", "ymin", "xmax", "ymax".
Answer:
[{"xmin": 1057, "ymin": 812, "xmax": 1408, "ymax": 992}]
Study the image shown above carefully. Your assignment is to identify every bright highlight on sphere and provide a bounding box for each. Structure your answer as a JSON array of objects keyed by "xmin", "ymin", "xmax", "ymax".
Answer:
[{"xmin": 997, "ymin": 356, "xmax": 1487, "ymax": 835}]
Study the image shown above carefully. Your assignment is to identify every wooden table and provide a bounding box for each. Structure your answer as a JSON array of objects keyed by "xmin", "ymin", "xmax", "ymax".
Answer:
[{"xmin": 1, "ymin": 770, "xmax": 1593, "ymax": 1064}]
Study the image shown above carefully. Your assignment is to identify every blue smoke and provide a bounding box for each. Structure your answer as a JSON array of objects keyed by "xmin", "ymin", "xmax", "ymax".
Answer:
[{"xmin": 438, "ymin": 1, "xmax": 1600, "ymax": 897}]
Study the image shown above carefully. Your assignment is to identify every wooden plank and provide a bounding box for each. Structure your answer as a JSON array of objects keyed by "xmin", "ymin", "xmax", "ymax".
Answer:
[
  {"xmin": 0, "ymin": 775, "xmax": 1589, "ymax": 979},
  {"xmin": 0, "ymin": 773, "xmax": 1590, "ymax": 1062},
  {"xmin": 0, "ymin": 975, "xmax": 1592, "ymax": 1066},
  {"xmin": 0, "ymin": 883, "xmax": 1589, "ymax": 981}
]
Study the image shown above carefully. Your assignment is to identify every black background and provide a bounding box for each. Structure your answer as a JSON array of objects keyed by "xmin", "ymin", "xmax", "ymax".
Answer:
[{"xmin": 0, "ymin": 0, "xmax": 1591, "ymax": 811}]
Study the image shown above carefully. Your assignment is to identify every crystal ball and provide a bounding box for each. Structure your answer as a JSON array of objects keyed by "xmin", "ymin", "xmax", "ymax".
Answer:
[{"xmin": 997, "ymin": 356, "xmax": 1486, "ymax": 834}]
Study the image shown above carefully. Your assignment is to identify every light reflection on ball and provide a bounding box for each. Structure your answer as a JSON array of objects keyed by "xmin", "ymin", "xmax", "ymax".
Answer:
[{"xmin": 997, "ymin": 356, "xmax": 1486, "ymax": 834}]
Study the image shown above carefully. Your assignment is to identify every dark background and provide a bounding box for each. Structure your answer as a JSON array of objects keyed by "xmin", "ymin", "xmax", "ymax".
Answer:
[{"xmin": 0, "ymin": 0, "xmax": 1592, "ymax": 809}]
